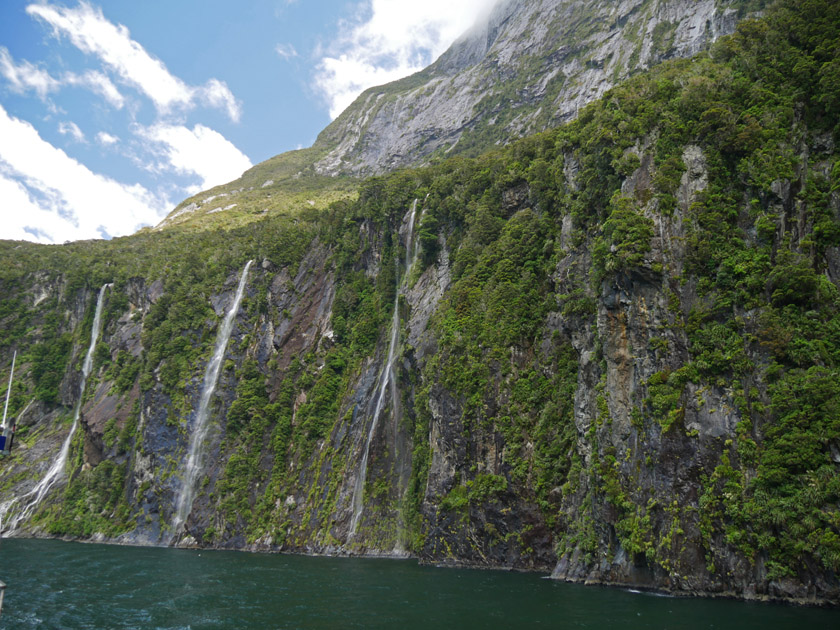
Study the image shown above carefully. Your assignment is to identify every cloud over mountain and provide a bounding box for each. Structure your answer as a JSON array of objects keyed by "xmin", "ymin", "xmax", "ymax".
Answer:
[{"xmin": 315, "ymin": 0, "xmax": 497, "ymax": 118}]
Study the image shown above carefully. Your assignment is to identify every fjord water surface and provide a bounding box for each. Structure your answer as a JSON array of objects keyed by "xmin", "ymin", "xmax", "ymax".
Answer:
[{"xmin": 0, "ymin": 539, "xmax": 836, "ymax": 629}]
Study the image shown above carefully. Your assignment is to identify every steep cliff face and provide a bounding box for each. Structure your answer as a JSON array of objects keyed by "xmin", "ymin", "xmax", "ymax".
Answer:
[
  {"xmin": 2, "ymin": 0, "xmax": 839, "ymax": 608},
  {"xmin": 312, "ymin": 0, "xmax": 755, "ymax": 176}
]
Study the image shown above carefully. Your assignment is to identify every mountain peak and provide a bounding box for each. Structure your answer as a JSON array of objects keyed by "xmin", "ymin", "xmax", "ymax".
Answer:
[{"xmin": 312, "ymin": 0, "xmax": 753, "ymax": 177}]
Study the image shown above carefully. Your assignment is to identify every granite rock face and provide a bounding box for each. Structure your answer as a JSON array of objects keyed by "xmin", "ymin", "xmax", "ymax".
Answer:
[{"xmin": 313, "ymin": 0, "xmax": 746, "ymax": 176}]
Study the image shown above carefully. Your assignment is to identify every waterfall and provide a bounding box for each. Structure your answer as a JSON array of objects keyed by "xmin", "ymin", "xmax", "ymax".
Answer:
[
  {"xmin": 349, "ymin": 200, "xmax": 419, "ymax": 538},
  {"xmin": 171, "ymin": 260, "xmax": 253, "ymax": 539},
  {"xmin": 3, "ymin": 283, "xmax": 111, "ymax": 533}
]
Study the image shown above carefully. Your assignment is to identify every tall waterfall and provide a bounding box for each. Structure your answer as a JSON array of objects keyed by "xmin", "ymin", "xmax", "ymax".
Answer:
[
  {"xmin": 3, "ymin": 283, "xmax": 111, "ymax": 533},
  {"xmin": 171, "ymin": 260, "xmax": 253, "ymax": 539},
  {"xmin": 349, "ymin": 200, "xmax": 419, "ymax": 538}
]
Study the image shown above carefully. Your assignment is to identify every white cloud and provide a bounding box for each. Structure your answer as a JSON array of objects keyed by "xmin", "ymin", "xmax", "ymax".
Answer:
[
  {"xmin": 0, "ymin": 104, "xmax": 167, "ymax": 243},
  {"xmin": 1, "ymin": 45, "xmax": 125, "ymax": 109},
  {"xmin": 65, "ymin": 70, "xmax": 124, "ymax": 108},
  {"xmin": 27, "ymin": 1, "xmax": 242, "ymax": 121},
  {"xmin": 198, "ymin": 78, "xmax": 241, "ymax": 122},
  {"xmin": 275, "ymin": 43, "xmax": 298, "ymax": 60},
  {"xmin": 0, "ymin": 46, "xmax": 60, "ymax": 99},
  {"xmin": 315, "ymin": 0, "xmax": 498, "ymax": 118},
  {"xmin": 0, "ymin": 174, "xmax": 65, "ymax": 243},
  {"xmin": 58, "ymin": 120, "xmax": 85, "ymax": 143},
  {"xmin": 96, "ymin": 131, "xmax": 119, "ymax": 146},
  {"xmin": 135, "ymin": 123, "xmax": 252, "ymax": 192}
]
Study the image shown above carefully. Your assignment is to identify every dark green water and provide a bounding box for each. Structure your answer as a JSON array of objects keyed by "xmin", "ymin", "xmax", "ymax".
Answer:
[{"xmin": 0, "ymin": 539, "xmax": 836, "ymax": 629}]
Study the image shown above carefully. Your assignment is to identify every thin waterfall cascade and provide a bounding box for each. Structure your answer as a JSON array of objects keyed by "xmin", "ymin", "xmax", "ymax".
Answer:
[
  {"xmin": 4, "ymin": 283, "xmax": 111, "ymax": 533},
  {"xmin": 349, "ymin": 200, "xmax": 419, "ymax": 539},
  {"xmin": 171, "ymin": 260, "xmax": 253, "ymax": 539},
  {"xmin": 0, "ymin": 499, "xmax": 19, "ymax": 534}
]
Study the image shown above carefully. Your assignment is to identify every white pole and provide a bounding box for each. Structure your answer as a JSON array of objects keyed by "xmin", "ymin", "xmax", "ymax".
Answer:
[{"xmin": 2, "ymin": 351, "xmax": 15, "ymax": 429}]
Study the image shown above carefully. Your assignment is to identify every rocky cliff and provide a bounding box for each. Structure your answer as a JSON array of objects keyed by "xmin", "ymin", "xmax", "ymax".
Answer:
[
  {"xmin": 312, "ymin": 0, "xmax": 755, "ymax": 176},
  {"xmin": 1, "ymin": 0, "xmax": 839, "ymax": 608}
]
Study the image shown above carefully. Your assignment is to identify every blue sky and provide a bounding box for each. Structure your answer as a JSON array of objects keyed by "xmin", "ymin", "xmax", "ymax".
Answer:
[{"xmin": 0, "ymin": 0, "xmax": 495, "ymax": 243}]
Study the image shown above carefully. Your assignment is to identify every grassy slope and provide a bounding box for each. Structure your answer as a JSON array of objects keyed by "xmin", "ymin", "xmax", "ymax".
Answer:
[{"xmin": 155, "ymin": 147, "xmax": 359, "ymax": 233}]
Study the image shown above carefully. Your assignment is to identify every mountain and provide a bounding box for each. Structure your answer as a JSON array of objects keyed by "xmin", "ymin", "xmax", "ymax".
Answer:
[
  {"xmin": 157, "ymin": 0, "xmax": 758, "ymax": 232},
  {"xmin": 311, "ymin": 0, "xmax": 756, "ymax": 176},
  {"xmin": 2, "ymin": 0, "xmax": 840, "ymax": 606}
]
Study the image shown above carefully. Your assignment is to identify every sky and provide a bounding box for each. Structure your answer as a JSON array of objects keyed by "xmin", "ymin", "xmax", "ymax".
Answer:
[{"xmin": 0, "ymin": 0, "xmax": 497, "ymax": 244}]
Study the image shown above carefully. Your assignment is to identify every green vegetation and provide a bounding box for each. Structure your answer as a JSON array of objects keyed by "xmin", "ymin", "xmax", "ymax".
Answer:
[
  {"xmin": 592, "ymin": 194, "xmax": 656, "ymax": 282},
  {"xmin": 440, "ymin": 474, "xmax": 508, "ymax": 514},
  {"xmin": 404, "ymin": 0, "xmax": 840, "ymax": 578},
  {"xmin": 160, "ymin": 145, "xmax": 358, "ymax": 233},
  {"xmin": 0, "ymin": 0, "xmax": 838, "ymax": 596},
  {"xmin": 38, "ymin": 415, "xmax": 137, "ymax": 538}
]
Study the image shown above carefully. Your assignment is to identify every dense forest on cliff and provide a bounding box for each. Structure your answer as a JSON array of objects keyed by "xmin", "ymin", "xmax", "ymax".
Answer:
[{"xmin": 1, "ymin": 0, "xmax": 839, "ymax": 604}]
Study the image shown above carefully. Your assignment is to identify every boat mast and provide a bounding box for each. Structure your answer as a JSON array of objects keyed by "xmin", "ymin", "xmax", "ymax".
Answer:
[{"xmin": 2, "ymin": 350, "xmax": 15, "ymax": 429}]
